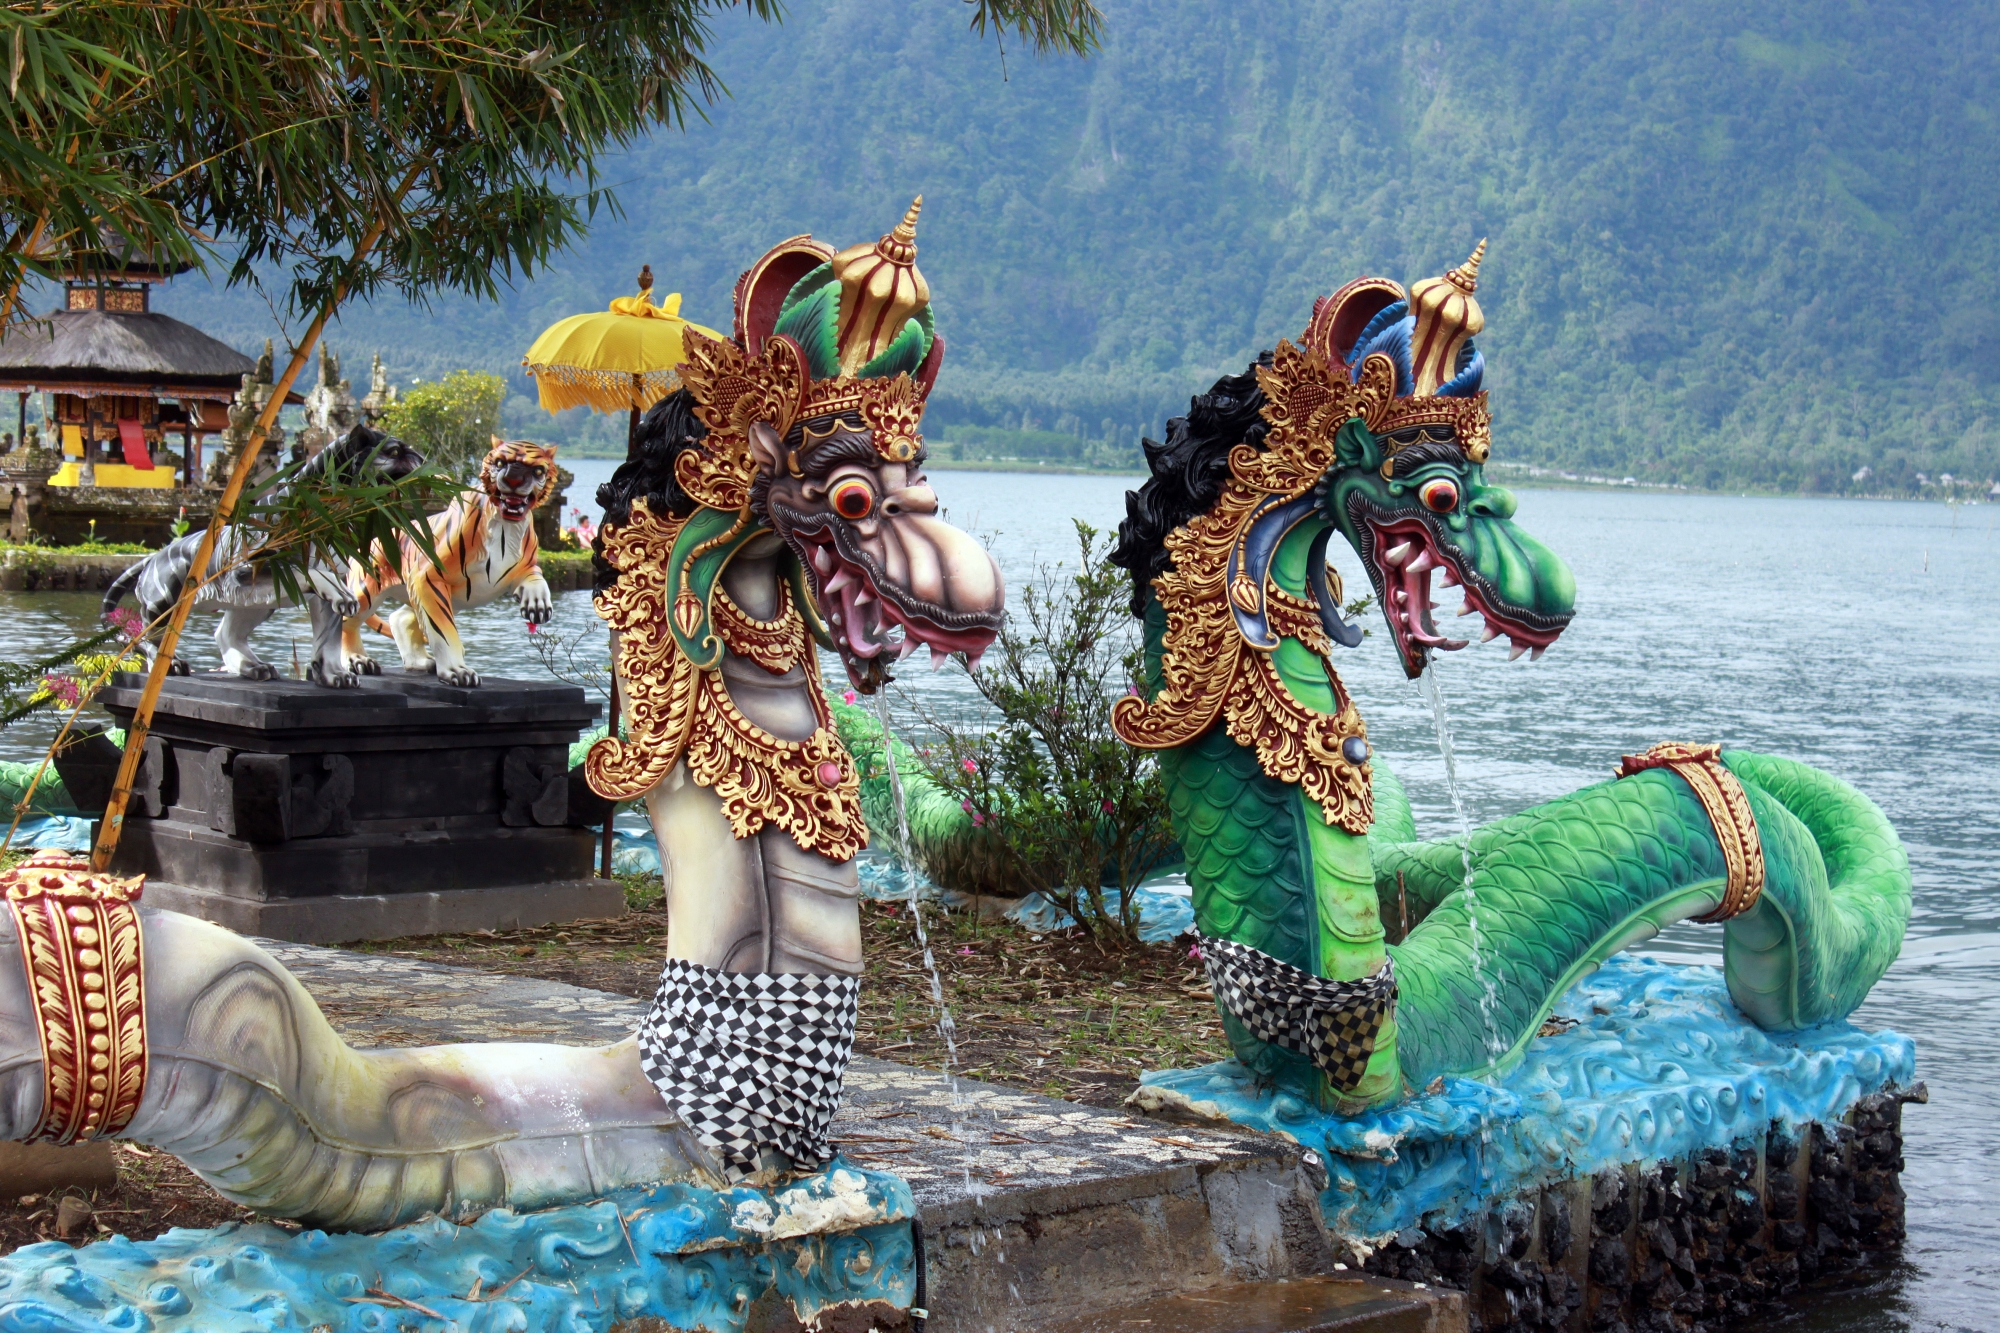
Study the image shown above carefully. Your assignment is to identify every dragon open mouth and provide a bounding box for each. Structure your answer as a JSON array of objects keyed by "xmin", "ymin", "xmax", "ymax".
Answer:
[
  {"xmin": 1361, "ymin": 511, "xmax": 1570, "ymax": 676},
  {"xmin": 776, "ymin": 506, "xmax": 1002, "ymax": 689}
]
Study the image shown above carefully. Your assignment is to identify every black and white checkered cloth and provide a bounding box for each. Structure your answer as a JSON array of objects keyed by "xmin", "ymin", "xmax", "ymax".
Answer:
[
  {"xmin": 1199, "ymin": 933, "xmax": 1396, "ymax": 1093},
  {"xmin": 635, "ymin": 958, "xmax": 861, "ymax": 1180}
]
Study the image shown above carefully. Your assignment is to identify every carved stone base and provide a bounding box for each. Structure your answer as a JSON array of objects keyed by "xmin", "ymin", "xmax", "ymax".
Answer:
[
  {"xmin": 96, "ymin": 672, "xmax": 609, "ymax": 943},
  {"xmin": 137, "ymin": 875, "xmax": 624, "ymax": 944},
  {"xmin": 1133, "ymin": 956, "xmax": 1920, "ymax": 1333}
]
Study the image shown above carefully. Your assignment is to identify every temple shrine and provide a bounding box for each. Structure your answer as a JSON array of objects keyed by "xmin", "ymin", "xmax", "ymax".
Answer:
[{"xmin": 0, "ymin": 251, "xmax": 299, "ymax": 544}]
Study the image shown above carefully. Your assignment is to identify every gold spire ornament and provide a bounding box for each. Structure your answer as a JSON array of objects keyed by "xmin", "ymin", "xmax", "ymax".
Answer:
[
  {"xmin": 1407, "ymin": 239, "xmax": 1486, "ymax": 396},
  {"xmin": 830, "ymin": 197, "xmax": 931, "ymax": 376}
]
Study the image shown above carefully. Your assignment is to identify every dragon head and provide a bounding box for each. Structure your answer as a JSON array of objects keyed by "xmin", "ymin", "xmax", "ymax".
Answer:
[
  {"xmin": 1305, "ymin": 250, "xmax": 1573, "ymax": 677},
  {"xmin": 1116, "ymin": 245, "xmax": 1574, "ymax": 684},
  {"xmin": 597, "ymin": 201, "xmax": 1004, "ymax": 695},
  {"xmin": 1326, "ymin": 416, "xmax": 1574, "ymax": 676},
  {"xmin": 750, "ymin": 412, "xmax": 1004, "ymax": 690}
]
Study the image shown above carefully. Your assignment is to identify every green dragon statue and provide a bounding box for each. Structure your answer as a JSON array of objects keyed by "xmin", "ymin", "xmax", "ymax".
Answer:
[{"xmin": 1107, "ymin": 247, "xmax": 1912, "ymax": 1113}]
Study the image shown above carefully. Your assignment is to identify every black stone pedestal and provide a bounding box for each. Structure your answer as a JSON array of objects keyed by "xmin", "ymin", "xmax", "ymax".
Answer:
[{"xmin": 96, "ymin": 671, "xmax": 620, "ymax": 943}]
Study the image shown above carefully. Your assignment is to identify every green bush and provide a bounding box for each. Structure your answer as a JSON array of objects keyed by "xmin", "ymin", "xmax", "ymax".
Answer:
[
  {"xmin": 909, "ymin": 521, "xmax": 1176, "ymax": 941},
  {"xmin": 380, "ymin": 369, "xmax": 507, "ymax": 482}
]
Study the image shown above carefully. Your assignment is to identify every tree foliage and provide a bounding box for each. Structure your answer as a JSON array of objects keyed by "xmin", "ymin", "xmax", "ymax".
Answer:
[
  {"xmin": 180, "ymin": 0, "xmax": 2000, "ymax": 497},
  {"xmin": 0, "ymin": 1, "xmax": 1100, "ymax": 325},
  {"xmin": 381, "ymin": 369, "xmax": 507, "ymax": 481}
]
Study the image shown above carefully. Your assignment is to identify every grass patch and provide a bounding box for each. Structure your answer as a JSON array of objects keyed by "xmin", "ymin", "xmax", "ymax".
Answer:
[{"xmin": 0, "ymin": 539, "xmax": 152, "ymax": 555}]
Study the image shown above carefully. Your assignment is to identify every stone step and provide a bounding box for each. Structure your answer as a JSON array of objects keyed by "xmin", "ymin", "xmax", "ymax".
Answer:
[{"xmin": 1034, "ymin": 1274, "xmax": 1466, "ymax": 1333}]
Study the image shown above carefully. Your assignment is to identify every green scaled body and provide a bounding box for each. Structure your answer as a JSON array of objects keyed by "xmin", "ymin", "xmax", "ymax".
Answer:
[
  {"xmin": 1363, "ymin": 751, "xmax": 1911, "ymax": 1090},
  {"xmin": 1137, "ymin": 410, "xmax": 1910, "ymax": 1109}
]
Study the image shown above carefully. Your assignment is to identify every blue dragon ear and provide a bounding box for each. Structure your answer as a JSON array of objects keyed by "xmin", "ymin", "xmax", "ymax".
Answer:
[
  {"xmin": 1438, "ymin": 340, "xmax": 1484, "ymax": 397},
  {"xmin": 1349, "ymin": 307, "xmax": 1415, "ymax": 396}
]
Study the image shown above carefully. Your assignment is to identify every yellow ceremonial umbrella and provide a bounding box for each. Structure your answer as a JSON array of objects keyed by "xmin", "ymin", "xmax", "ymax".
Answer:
[{"xmin": 521, "ymin": 266, "xmax": 723, "ymax": 442}]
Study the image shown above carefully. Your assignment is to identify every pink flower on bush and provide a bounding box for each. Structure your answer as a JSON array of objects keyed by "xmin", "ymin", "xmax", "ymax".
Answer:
[
  {"xmin": 1100, "ymin": 799, "xmax": 1114, "ymax": 815},
  {"xmin": 841, "ymin": 690, "xmax": 857, "ymax": 705},
  {"xmin": 970, "ymin": 812, "xmax": 986, "ymax": 827},
  {"xmin": 39, "ymin": 673, "xmax": 82, "ymax": 707},
  {"xmin": 961, "ymin": 758, "xmax": 978, "ymax": 774},
  {"xmin": 104, "ymin": 607, "xmax": 144, "ymax": 641}
]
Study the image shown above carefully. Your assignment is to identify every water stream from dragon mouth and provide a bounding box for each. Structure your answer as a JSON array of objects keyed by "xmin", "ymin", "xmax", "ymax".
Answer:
[
  {"xmin": 1417, "ymin": 663, "xmax": 1507, "ymax": 1157},
  {"xmin": 871, "ymin": 691, "xmax": 979, "ymax": 1200}
]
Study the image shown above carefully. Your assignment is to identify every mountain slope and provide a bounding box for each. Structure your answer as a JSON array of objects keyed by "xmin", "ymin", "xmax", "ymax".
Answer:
[{"xmin": 157, "ymin": 0, "xmax": 2000, "ymax": 491}]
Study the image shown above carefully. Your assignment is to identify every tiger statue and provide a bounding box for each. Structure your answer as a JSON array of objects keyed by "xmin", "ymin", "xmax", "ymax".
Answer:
[{"xmin": 308, "ymin": 437, "xmax": 557, "ymax": 688}]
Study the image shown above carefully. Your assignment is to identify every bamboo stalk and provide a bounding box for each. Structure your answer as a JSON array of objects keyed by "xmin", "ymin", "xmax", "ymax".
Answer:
[
  {"xmin": 89, "ymin": 165, "xmax": 425, "ymax": 872},
  {"xmin": 0, "ymin": 216, "xmax": 51, "ymax": 334}
]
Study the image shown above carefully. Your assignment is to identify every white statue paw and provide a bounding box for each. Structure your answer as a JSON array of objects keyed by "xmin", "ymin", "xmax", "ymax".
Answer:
[
  {"xmin": 238, "ymin": 661, "xmax": 279, "ymax": 681},
  {"xmin": 307, "ymin": 662, "xmax": 358, "ymax": 689},
  {"xmin": 438, "ymin": 667, "xmax": 480, "ymax": 687}
]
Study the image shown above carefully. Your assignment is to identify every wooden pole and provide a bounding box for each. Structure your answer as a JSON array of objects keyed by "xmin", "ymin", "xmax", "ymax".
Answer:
[
  {"xmin": 91, "ymin": 167, "xmax": 423, "ymax": 872},
  {"xmin": 599, "ymin": 377, "xmax": 643, "ymax": 879},
  {"xmin": 600, "ymin": 673, "xmax": 618, "ymax": 878}
]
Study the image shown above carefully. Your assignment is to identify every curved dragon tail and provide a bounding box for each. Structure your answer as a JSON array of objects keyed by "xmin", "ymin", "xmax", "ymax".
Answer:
[
  {"xmin": 0, "ymin": 907, "xmax": 714, "ymax": 1231},
  {"xmin": 1716, "ymin": 750, "xmax": 1910, "ymax": 1030},
  {"xmin": 1374, "ymin": 752, "xmax": 1910, "ymax": 1090}
]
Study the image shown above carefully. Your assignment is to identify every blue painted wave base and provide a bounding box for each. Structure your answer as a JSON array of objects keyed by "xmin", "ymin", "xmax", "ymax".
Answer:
[
  {"xmin": 1137, "ymin": 956, "xmax": 1916, "ymax": 1241},
  {"xmin": 0, "ymin": 1162, "xmax": 915, "ymax": 1333}
]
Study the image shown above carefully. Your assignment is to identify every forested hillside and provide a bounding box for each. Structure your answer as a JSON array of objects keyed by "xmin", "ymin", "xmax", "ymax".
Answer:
[{"xmin": 158, "ymin": 0, "xmax": 2000, "ymax": 494}]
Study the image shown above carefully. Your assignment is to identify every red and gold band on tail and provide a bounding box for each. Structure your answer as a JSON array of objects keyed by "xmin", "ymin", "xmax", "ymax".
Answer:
[
  {"xmin": 1616, "ymin": 742, "xmax": 1766, "ymax": 922},
  {"xmin": 0, "ymin": 852, "xmax": 147, "ymax": 1142}
]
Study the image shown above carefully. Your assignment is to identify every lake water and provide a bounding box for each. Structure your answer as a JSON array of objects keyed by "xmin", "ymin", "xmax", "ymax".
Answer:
[{"xmin": 3, "ymin": 467, "xmax": 1994, "ymax": 1333}]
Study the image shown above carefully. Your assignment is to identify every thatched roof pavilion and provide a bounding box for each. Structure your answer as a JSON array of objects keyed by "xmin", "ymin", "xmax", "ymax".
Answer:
[
  {"xmin": 0, "ymin": 306, "xmax": 260, "ymax": 400},
  {"xmin": 0, "ymin": 264, "xmax": 297, "ymax": 490}
]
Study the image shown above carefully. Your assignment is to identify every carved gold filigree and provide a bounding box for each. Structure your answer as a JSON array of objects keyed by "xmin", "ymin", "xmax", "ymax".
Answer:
[
  {"xmin": 1616, "ymin": 742, "xmax": 1766, "ymax": 921},
  {"xmin": 1266, "ymin": 585, "xmax": 1333, "ymax": 657},
  {"xmin": 713, "ymin": 581, "xmax": 808, "ymax": 674},
  {"xmin": 678, "ymin": 328, "xmax": 929, "ymax": 490},
  {"xmin": 589, "ymin": 498, "xmax": 867, "ymax": 860},
  {"xmin": 1375, "ymin": 393, "xmax": 1491, "ymax": 469},
  {"xmin": 684, "ymin": 664, "xmax": 867, "ymax": 863},
  {"xmin": 674, "ymin": 332, "xmax": 807, "ymax": 512},
  {"xmin": 1112, "ymin": 336, "xmax": 1377, "ymax": 832},
  {"xmin": 589, "ymin": 499, "xmax": 701, "ymax": 801},
  {"xmin": 0, "ymin": 851, "xmax": 147, "ymax": 1144},
  {"xmin": 1226, "ymin": 652, "xmax": 1371, "ymax": 832}
]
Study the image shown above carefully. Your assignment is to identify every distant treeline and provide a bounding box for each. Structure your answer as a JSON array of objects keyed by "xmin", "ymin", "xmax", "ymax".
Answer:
[{"xmin": 157, "ymin": 0, "xmax": 2000, "ymax": 497}]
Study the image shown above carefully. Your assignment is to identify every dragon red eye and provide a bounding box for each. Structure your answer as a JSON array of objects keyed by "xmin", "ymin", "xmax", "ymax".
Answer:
[
  {"xmin": 1420, "ymin": 479, "xmax": 1459, "ymax": 513},
  {"xmin": 830, "ymin": 479, "xmax": 874, "ymax": 520}
]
